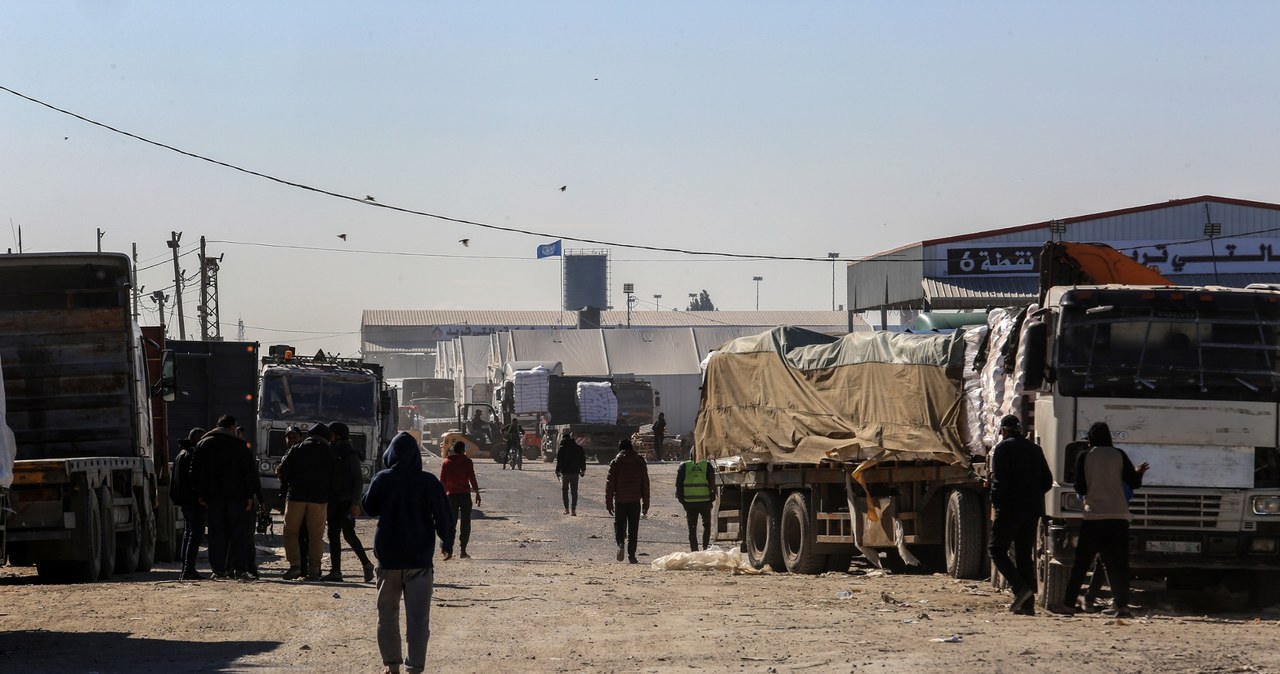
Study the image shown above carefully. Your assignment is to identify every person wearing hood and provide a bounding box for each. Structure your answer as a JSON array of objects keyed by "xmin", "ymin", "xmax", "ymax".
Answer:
[
  {"xmin": 363, "ymin": 432, "xmax": 454, "ymax": 674},
  {"xmin": 555, "ymin": 431, "xmax": 586, "ymax": 516},
  {"xmin": 605, "ymin": 438, "xmax": 650, "ymax": 564},
  {"xmin": 324, "ymin": 421, "xmax": 374, "ymax": 582},
  {"xmin": 171, "ymin": 426, "xmax": 207, "ymax": 580},
  {"xmin": 279, "ymin": 422, "xmax": 337, "ymax": 580},
  {"xmin": 191, "ymin": 415, "xmax": 259, "ymax": 579},
  {"xmin": 439, "ymin": 441, "xmax": 481, "ymax": 559}
]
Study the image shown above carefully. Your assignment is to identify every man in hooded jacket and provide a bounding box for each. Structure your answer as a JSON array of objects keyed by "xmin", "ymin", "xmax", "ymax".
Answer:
[
  {"xmin": 363, "ymin": 432, "xmax": 454, "ymax": 674},
  {"xmin": 192, "ymin": 415, "xmax": 258, "ymax": 579},
  {"xmin": 554, "ymin": 431, "xmax": 586, "ymax": 515},
  {"xmin": 605, "ymin": 438, "xmax": 650, "ymax": 564},
  {"xmin": 324, "ymin": 421, "xmax": 374, "ymax": 582}
]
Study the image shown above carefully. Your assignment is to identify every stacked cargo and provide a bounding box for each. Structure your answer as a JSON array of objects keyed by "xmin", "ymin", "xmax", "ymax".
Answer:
[
  {"xmin": 512, "ymin": 366, "xmax": 550, "ymax": 414},
  {"xmin": 576, "ymin": 381, "xmax": 618, "ymax": 424}
]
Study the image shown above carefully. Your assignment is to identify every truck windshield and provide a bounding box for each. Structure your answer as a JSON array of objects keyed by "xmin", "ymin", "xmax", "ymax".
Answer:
[
  {"xmin": 411, "ymin": 398, "xmax": 455, "ymax": 418},
  {"xmin": 1056, "ymin": 289, "xmax": 1280, "ymax": 402},
  {"xmin": 260, "ymin": 367, "xmax": 377, "ymax": 424}
]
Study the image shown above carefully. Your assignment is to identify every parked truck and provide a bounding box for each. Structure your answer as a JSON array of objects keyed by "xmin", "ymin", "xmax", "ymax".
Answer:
[
  {"xmin": 255, "ymin": 346, "xmax": 397, "ymax": 512},
  {"xmin": 0, "ymin": 252, "xmax": 176, "ymax": 582},
  {"xmin": 167, "ymin": 340, "xmax": 260, "ymax": 454},
  {"xmin": 535, "ymin": 373, "xmax": 655, "ymax": 464}
]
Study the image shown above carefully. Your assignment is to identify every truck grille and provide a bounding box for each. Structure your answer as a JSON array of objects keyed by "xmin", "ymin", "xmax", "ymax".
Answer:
[{"xmin": 1130, "ymin": 493, "xmax": 1222, "ymax": 529}]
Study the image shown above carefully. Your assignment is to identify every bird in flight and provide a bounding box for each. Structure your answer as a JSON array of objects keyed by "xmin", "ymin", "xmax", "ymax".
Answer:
[
  {"xmin": 559, "ymin": 185, "xmax": 567, "ymax": 192},
  {"xmin": 337, "ymin": 234, "xmax": 347, "ymax": 241},
  {"xmin": 459, "ymin": 239, "xmax": 470, "ymax": 247},
  {"xmin": 364, "ymin": 195, "xmax": 376, "ymax": 202}
]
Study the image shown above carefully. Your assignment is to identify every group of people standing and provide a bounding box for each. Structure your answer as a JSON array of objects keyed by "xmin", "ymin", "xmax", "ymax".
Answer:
[{"xmin": 987, "ymin": 414, "xmax": 1149, "ymax": 618}]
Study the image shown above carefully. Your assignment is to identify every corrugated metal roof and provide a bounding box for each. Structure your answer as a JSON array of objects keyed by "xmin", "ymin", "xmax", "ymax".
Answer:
[
  {"xmin": 923, "ymin": 277, "xmax": 1038, "ymax": 309},
  {"xmin": 362, "ymin": 309, "xmax": 865, "ymax": 331}
]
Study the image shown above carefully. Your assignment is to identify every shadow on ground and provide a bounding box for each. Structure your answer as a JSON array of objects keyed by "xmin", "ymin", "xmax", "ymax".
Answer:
[{"xmin": 0, "ymin": 630, "xmax": 280, "ymax": 673}]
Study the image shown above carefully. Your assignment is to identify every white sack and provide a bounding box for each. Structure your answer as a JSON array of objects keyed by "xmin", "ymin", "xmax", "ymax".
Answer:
[{"xmin": 650, "ymin": 546, "xmax": 767, "ymax": 573}]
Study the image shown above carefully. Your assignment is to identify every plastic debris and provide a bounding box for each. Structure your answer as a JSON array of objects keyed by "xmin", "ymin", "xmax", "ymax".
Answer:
[
  {"xmin": 650, "ymin": 546, "xmax": 766, "ymax": 573},
  {"xmin": 930, "ymin": 635, "xmax": 963, "ymax": 643}
]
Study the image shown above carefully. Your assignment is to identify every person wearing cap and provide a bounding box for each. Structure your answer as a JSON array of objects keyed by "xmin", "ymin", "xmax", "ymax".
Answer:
[
  {"xmin": 192, "ymin": 415, "xmax": 259, "ymax": 580},
  {"xmin": 324, "ymin": 421, "xmax": 375, "ymax": 582},
  {"xmin": 987, "ymin": 413, "xmax": 1053, "ymax": 615},
  {"xmin": 170, "ymin": 426, "xmax": 207, "ymax": 580},
  {"xmin": 278, "ymin": 422, "xmax": 337, "ymax": 580},
  {"xmin": 605, "ymin": 438, "xmax": 650, "ymax": 564},
  {"xmin": 439, "ymin": 441, "xmax": 481, "ymax": 559}
]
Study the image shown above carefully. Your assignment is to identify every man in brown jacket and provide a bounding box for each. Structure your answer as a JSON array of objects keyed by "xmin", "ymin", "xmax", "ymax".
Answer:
[{"xmin": 605, "ymin": 439, "xmax": 650, "ymax": 564}]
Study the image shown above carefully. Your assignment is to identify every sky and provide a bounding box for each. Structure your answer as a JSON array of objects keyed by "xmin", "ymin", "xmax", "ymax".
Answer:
[{"xmin": 4, "ymin": 1, "xmax": 1280, "ymax": 355}]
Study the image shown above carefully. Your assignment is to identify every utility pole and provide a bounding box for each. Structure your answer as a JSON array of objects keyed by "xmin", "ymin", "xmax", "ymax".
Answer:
[
  {"xmin": 96, "ymin": 228, "xmax": 105, "ymax": 253},
  {"xmin": 653, "ymin": 294, "xmax": 662, "ymax": 311},
  {"xmin": 131, "ymin": 243, "xmax": 140, "ymax": 321},
  {"xmin": 237, "ymin": 317, "xmax": 245, "ymax": 341},
  {"xmin": 150, "ymin": 290, "xmax": 168, "ymax": 334},
  {"xmin": 197, "ymin": 236, "xmax": 222, "ymax": 340},
  {"xmin": 827, "ymin": 253, "xmax": 840, "ymax": 311},
  {"xmin": 168, "ymin": 231, "xmax": 187, "ymax": 340}
]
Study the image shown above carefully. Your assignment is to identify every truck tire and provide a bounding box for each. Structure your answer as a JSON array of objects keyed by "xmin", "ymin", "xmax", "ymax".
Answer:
[
  {"xmin": 39, "ymin": 488, "xmax": 102, "ymax": 583},
  {"xmin": 780, "ymin": 492, "xmax": 827, "ymax": 574},
  {"xmin": 115, "ymin": 495, "xmax": 142, "ymax": 574},
  {"xmin": 1036, "ymin": 521, "xmax": 1068, "ymax": 608},
  {"xmin": 97, "ymin": 487, "xmax": 116, "ymax": 580},
  {"xmin": 745, "ymin": 491, "xmax": 784, "ymax": 572},
  {"xmin": 944, "ymin": 489, "xmax": 985, "ymax": 579},
  {"xmin": 136, "ymin": 489, "xmax": 156, "ymax": 572}
]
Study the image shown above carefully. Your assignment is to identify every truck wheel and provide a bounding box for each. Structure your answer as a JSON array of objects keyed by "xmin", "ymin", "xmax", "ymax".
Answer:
[
  {"xmin": 40, "ymin": 488, "xmax": 103, "ymax": 583},
  {"xmin": 1036, "ymin": 521, "xmax": 1068, "ymax": 608},
  {"xmin": 745, "ymin": 491, "xmax": 784, "ymax": 572},
  {"xmin": 97, "ymin": 487, "xmax": 117, "ymax": 580},
  {"xmin": 944, "ymin": 489, "xmax": 985, "ymax": 579},
  {"xmin": 780, "ymin": 492, "xmax": 827, "ymax": 574},
  {"xmin": 115, "ymin": 495, "xmax": 142, "ymax": 574},
  {"xmin": 136, "ymin": 490, "xmax": 156, "ymax": 572}
]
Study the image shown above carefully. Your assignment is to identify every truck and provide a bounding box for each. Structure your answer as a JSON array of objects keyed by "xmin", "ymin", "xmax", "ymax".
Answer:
[
  {"xmin": 255, "ymin": 346, "xmax": 397, "ymax": 512},
  {"xmin": 166, "ymin": 340, "xmax": 260, "ymax": 457},
  {"xmin": 697, "ymin": 241, "xmax": 1280, "ymax": 610},
  {"xmin": 398, "ymin": 376, "xmax": 457, "ymax": 447},
  {"xmin": 536, "ymin": 373, "xmax": 655, "ymax": 464},
  {"xmin": 0, "ymin": 252, "xmax": 177, "ymax": 582}
]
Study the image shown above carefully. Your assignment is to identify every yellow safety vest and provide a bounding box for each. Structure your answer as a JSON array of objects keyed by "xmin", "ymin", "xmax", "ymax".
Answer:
[{"xmin": 681, "ymin": 460, "xmax": 712, "ymax": 503}]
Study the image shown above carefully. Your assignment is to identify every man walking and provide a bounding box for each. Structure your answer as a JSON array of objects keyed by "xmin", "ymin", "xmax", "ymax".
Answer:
[
  {"xmin": 439, "ymin": 441, "xmax": 481, "ymax": 559},
  {"xmin": 555, "ymin": 431, "xmax": 586, "ymax": 515},
  {"xmin": 1052, "ymin": 421, "xmax": 1149, "ymax": 617},
  {"xmin": 324, "ymin": 421, "xmax": 375, "ymax": 583},
  {"xmin": 502, "ymin": 419, "xmax": 524, "ymax": 470},
  {"xmin": 279, "ymin": 422, "xmax": 336, "ymax": 580},
  {"xmin": 192, "ymin": 415, "xmax": 258, "ymax": 579},
  {"xmin": 363, "ymin": 432, "xmax": 454, "ymax": 674},
  {"xmin": 605, "ymin": 439, "xmax": 649, "ymax": 564},
  {"xmin": 170, "ymin": 427, "xmax": 206, "ymax": 580},
  {"xmin": 676, "ymin": 449, "xmax": 716, "ymax": 551},
  {"xmin": 651, "ymin": 412, "xmax": 667, "ymax": 461},
  {"xmin": 987, "ymin": 414, "xmax": 1053, "ymax": 615}
]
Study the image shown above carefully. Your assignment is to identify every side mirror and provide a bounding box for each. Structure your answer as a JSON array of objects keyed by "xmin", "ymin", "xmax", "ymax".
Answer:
[
  {"xmin": 1021, "ymin": 319, "xmax": 1048, "ymax": 390},
  {"xmin": 380, "ymin": 391, "xmax": 393, "ymax": 416},
  {"xmin": 653, "ymin": 391, "xmax": 661, "ymax": 408},
  {"xmin": 157, "ymin": 349, "xmax": 177, "ymax": 402}
]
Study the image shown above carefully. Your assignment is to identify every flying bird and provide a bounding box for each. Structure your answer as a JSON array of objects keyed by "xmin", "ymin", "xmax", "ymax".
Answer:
[
  {"xmin": 559, "ymin": 185, "xmax": 567, "ymax": 192},
  {"xmin": 364, "ymin": 195, "xmax": 376, "ymax": 202},
  {"xmin": 337, "ymin": 234, "xmax": 347, "ymax": 241},
  {"xmin": 459, "ymin": 238, "xmax": 470, "ymax": 247}
]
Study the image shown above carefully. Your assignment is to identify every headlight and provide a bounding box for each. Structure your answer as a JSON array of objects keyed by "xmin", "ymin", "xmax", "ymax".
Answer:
[
  {"xmin": 258, "ymin": 460, "xmax": 272, "ymax": 474},
  {"xmin": 1061, "ymin": 492, "xmax": 1084, "ymax": 512},
  {"xmin": 1252, "ymin": 496, "xmax": 1280, "ymax": 515},
  {"xmin": 360, "ymin": 464, "xmax": 372, "ymax": 479}
]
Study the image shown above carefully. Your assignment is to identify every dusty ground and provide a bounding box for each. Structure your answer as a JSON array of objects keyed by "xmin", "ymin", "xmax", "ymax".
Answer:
[{"xmin": 3, "ymin": 456, "xmax": 1280, "ymax": 673}]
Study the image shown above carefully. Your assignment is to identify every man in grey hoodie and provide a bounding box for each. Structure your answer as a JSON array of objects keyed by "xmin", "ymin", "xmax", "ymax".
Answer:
[{"xmin": 363, "ymin": 432, "xmax": 454, "ymax": 674}]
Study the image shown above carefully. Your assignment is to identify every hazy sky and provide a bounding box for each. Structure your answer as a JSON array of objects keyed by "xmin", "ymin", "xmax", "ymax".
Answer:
[{"xmin": 4, "ymin": 2, "xmax": 1279, "ymax": 355}]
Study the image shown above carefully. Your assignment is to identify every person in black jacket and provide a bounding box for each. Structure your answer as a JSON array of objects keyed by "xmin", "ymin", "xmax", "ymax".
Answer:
[
  {"xmin": 170, "ymin": 427, "xmax": 207, "ymax": 580},
  {"xmin": 554, "ymin": 432, "xmax": 586, "ymax": 515},
  {"xmin": 192, "ymin": 415, "xmax": 259, "ymax": 579},
  {"xmin": 987, "ymin": 414, "xmax": 1054, "ymax": 615},
  {"xmin": 279, "ymin": 422, "xmax": 336, "ymax": 580},
  {"xmin": 323, "ymin": 421, "xmax": 374, "ymax": 583}
]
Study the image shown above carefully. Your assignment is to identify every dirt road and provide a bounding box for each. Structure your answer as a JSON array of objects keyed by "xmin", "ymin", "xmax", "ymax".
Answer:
[{"xmin": 3, "ymin": 455, "xmax": 1279, "ymax": 673}]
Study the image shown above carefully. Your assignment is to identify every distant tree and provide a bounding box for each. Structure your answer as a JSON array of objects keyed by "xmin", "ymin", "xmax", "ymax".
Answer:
[{"xmin": 687, "ymin": 289, "xmax": 717, "ymax": 311}]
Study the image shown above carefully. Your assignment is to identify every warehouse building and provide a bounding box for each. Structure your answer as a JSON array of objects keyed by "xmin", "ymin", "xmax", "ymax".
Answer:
[{"xmin": 847, "ymin": 195, "xmax": 1280, "ymax": 329}]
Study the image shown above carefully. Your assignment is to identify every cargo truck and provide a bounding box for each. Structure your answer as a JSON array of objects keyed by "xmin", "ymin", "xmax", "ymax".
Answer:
[
  {"xmin": 0, "ymin": 252, "xmax": 176, "ymax": 582},
  {"xmin": 255, "ymin": 346, "xmax": 397, "ymax": 511}
]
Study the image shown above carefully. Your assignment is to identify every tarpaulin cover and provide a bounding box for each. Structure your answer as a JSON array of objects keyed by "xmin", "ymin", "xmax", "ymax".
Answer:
[
  {"xmin": 0, "ymin": 354, "xmax": 15, "ymax": 489},
  {"xmin": 694, "ymin": 327, "xmax": 969, "ymax": 465}
]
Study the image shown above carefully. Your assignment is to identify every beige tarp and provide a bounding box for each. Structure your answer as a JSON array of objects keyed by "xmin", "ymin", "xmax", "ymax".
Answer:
[{"xmin": 694, "ymin": 327, "xmax": 969, "ymax": 465}]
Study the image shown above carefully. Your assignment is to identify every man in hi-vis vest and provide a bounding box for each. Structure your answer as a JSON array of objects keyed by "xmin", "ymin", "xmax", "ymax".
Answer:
[{"xmin": 675, "ymin": 450, "xmax": 716, "ymax": 551}]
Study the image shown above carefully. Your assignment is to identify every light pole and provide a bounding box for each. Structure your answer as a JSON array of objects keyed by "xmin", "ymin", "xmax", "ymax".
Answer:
[
  {"xmin": 653, "ymin": 294, "xmax": 662, "ymax": 311},
  {"xmin": 827, "ymin": 252, "xmax": 840, "ymax": 311},
  {"xmin": 752, "ymin": 276, "xmax": 763, "ymax": 310},
  {"xmin": 623, "ymin": 283, "xmax": 635, "ymax": 327}
]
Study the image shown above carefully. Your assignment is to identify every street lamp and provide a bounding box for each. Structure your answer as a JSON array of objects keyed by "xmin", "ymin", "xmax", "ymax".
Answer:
[
  {"xmin": 827, "ymin": 253, "xmax": 840, "ymax": 311},
  {"xmin": 653, "ymin": 294, "xmax": 662, "ymax": 311},
  {"xmin": 623, "ymin": 283, "xmax": 635, "ymax": 327},
  {"xmin": 752, "ymin": 276, "xmax": 763, "ymax": 310}
]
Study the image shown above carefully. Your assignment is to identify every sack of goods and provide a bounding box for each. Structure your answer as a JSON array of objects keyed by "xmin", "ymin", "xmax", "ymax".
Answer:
[
  {"xmin": 576, "ymin": 381, "xmax": 618, "ymax": 425},
  {"xmin": 513, "ymin": 367, "xmax": 550, "ymax": 414}
]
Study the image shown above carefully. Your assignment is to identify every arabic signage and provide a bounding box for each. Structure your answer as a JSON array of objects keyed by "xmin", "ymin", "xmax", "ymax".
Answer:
[{"xmin": 941, "ymin": 239, "xmax": 1280, "ymax": 277}]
